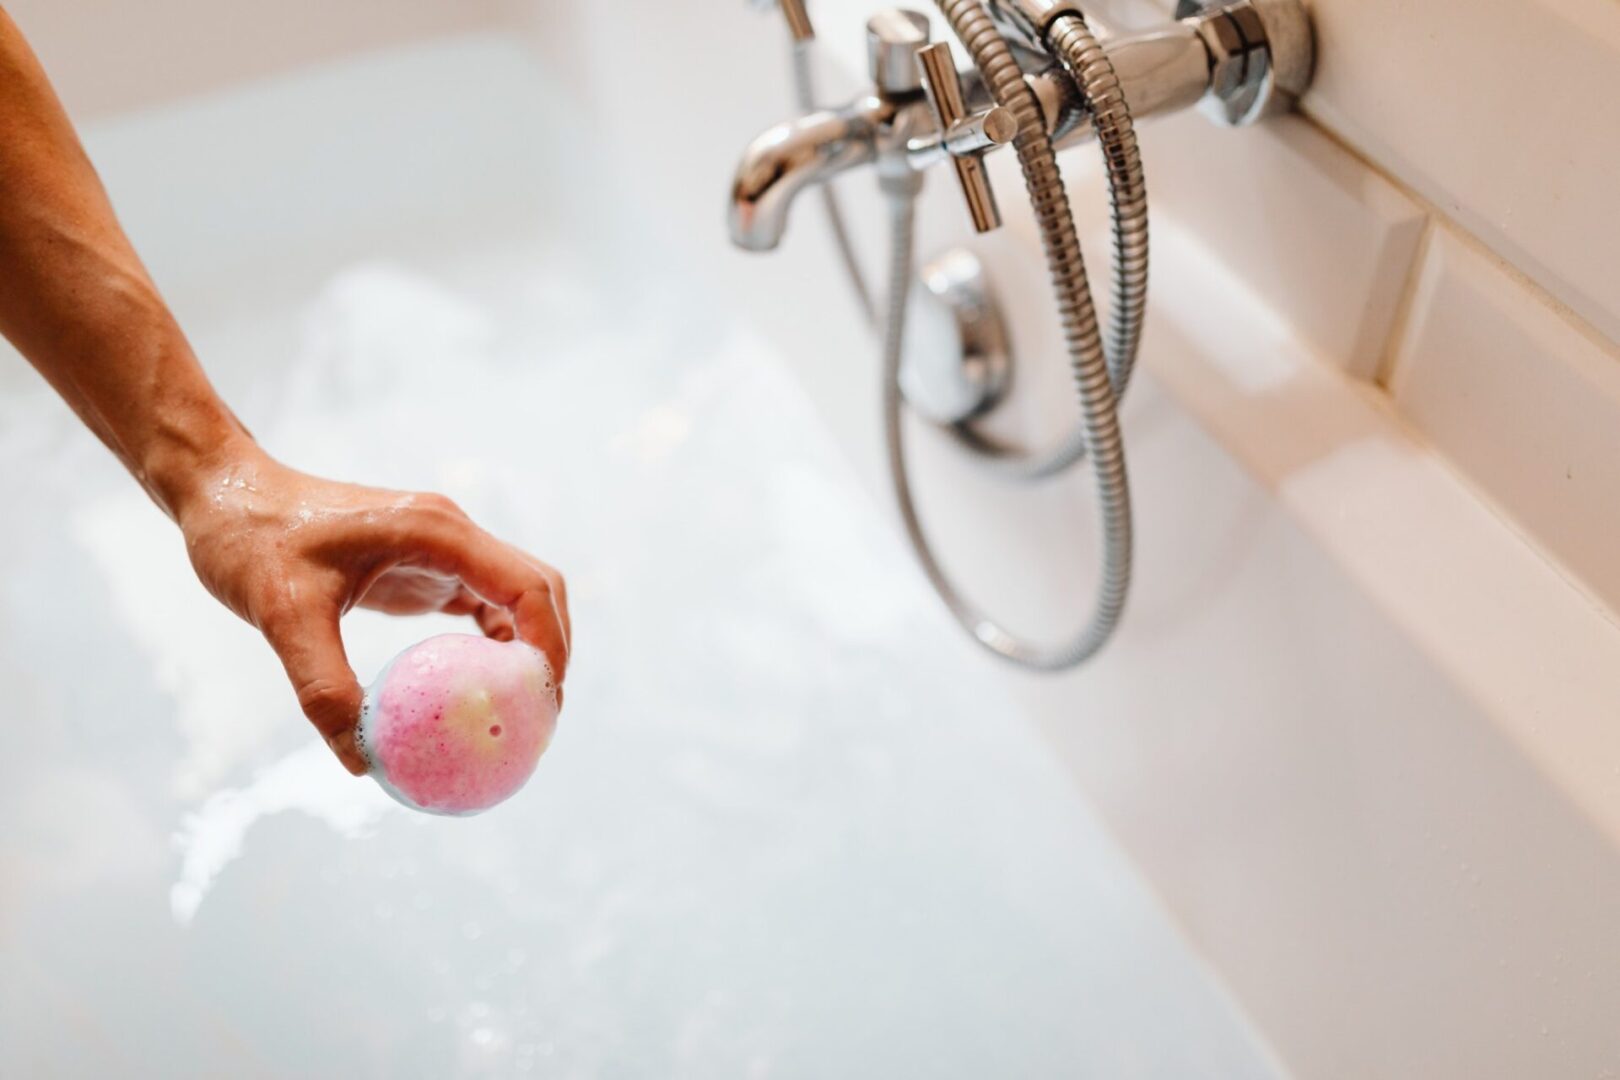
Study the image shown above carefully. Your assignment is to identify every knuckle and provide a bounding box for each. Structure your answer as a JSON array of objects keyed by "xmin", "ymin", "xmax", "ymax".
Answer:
[
  {"xmin": 415, "ymin": 492, "xmax": 464, "ymax": 519},
  {"xmin": 298, "ymin": 678, "xmax": 362, "ymax": 727},
  {"xmin": 256, "ymin": 596, "xmax": 300, "ymax": 639},
  {"xmin": 528, "ymin": 576, "xmax": 554, "ymax": 603}
]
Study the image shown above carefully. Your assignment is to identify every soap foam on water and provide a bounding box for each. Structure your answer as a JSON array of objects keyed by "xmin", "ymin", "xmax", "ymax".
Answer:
[{"xmin": 169, "ymin": 742, "xmax": 395, "ymax": 923}]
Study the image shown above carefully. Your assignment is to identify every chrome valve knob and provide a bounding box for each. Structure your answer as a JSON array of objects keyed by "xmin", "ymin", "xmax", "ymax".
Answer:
[
  {"xmin": 866, "ymin": 9, "xmax": 932, "ymax": 96},
  {"xmin": 917, "ymin": 41, "xmax": 1016, "ymax": 233}
]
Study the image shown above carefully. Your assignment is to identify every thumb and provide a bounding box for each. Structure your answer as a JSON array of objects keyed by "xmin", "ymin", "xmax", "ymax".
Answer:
[{"xmin": 263, "ymin": 604, "xmax": 369, "ymax": 776}]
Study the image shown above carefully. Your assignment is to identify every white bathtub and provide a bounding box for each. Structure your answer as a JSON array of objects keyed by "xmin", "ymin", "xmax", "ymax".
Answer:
[{"xmin": 2, "ymin": 3, "xmax": 1618, "ymax": 1077}]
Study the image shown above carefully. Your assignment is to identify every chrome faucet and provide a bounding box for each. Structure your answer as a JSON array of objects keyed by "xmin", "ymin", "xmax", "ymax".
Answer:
[
  {"xmin": 729, "ymin": 0, "xmax": 1312, "ymax": 252},
  {"xmin": 728, "ymin": 0, "xmax": 1314, "ymax": 672}
]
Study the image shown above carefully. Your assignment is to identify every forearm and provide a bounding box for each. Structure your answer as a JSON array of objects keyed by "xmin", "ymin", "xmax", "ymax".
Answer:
[
  {"xmin": 0, "ymin": 8, "xmax": 570, "ymax": 766},
  {"xmin": 0, "ymin": 6, "xmax": 250, "ymax": 518}
]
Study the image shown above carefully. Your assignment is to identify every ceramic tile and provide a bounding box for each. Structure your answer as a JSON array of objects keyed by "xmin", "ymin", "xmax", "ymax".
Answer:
[
  {"xmin": 1140, "ymin": 111, "xmax": 1427, "ymax": 380},
  {"xmin": 1388, "ymin": 225, "xmax": 1620, "ymax": 615},
  {"xmin": 1305, "ymin": 0, "xmax": 1620, "ymax": 347}
]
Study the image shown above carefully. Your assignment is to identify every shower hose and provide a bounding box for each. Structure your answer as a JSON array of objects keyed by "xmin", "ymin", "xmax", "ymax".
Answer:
[{"xmin": 797, "ymin": 2, "xmax": 1148, "ymax": 669}]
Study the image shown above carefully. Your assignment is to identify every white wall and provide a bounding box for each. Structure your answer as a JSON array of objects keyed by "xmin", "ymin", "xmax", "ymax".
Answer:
[{"xmin": 1149, "ymin": 0, "xmax": 1620, "ymax": 628}]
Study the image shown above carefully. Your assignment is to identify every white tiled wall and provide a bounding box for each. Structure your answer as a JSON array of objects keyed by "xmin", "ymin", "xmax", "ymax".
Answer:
[
  {"xmin": 1142, "ymin": 111, "xmax": 1426, "ymax": 382},
  {"xmin": 1303, "ymin": 0, "xmax": 1620, "ymax": 346},
  {"xmin": 1388, "ymin": 226, "xmax": 1620, "ymax": 614},
  {"xmin": 745, "ymin": 0, "xmax": 1620, "ymax": 627},
  {"xmin": 1145, "ymin": 0, "xmax": 1620, "ymax": 623}
]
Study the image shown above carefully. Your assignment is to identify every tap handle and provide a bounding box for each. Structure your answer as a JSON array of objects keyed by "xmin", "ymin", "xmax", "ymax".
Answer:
[
  {"xmin": 780, "ymin": 0, "xmax": 815, "ymax": 42},
  {"xmin": 866, "ymin": 10, "xmax": 932, "ymax": 95},
  {"xmin": 751, "ymin": 0, "xmax": 815, "ymax": 42},
  {"xmin": 918, "ymin": 41, "xmax": 1011, "ymax": 233}
]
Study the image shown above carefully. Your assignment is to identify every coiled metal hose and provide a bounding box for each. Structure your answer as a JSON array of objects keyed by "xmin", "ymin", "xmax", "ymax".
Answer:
[
  {"xmin": 880, "ymin": 0, "xmax": 1143, "ymax": 668},
  {"xmin": 1052, "ymin": 12, "xmax": 1149, "ymax": 393},
  {"xmin": 943, "ymin": 8, "xmax": 1149, "ymax": 480}
]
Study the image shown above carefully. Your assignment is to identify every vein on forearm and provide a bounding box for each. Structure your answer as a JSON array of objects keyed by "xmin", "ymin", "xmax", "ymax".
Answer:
[{"xmin": 0, "ymin": 4, "xmax": 249, "ymax": 517}]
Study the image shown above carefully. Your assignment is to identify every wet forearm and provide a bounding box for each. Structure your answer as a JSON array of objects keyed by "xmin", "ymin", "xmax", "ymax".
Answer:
[{"xmin": 0, "ymin": 6, "xmax": 251, "ymax": 518}]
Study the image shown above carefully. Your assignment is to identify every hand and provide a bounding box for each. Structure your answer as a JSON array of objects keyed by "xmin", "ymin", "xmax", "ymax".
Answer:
[
  {"xmin": 0, "ymin": 7, "xmax": 571, "ymax": 773},
  {"xmin": 174, "ymin": 443, "xmax": 570, "ymax": 775}
]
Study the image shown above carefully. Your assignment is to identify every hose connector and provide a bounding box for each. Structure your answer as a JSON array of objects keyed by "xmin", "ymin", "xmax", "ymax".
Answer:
[{"xmin": 984, "ymin": 0, "xmax": 1087, "ymax": 49}]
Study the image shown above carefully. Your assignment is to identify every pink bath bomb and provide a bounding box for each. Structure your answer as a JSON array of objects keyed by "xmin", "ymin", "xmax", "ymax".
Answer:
[{"xmin": 358, "ymin": 634, "xmax": 559, "ymax": 816}]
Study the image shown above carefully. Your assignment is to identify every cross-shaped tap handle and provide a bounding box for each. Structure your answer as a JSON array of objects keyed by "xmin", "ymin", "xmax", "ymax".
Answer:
[
  {"xmin": 917, "ymin": 41, "xmax": 1015, "ymax": 233},
  {"xmin": 779, "ymin": 0, "xmax": 815, "ymax": 42},
  {"xmin": 751, "ymin": 0, "xmax": 815, "ymax": 42}
]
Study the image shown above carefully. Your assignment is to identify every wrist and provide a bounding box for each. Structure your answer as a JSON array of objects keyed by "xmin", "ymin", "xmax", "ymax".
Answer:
[{"xmin": 141, "ymin": 405, "xmax": 263, "ymax": 522}]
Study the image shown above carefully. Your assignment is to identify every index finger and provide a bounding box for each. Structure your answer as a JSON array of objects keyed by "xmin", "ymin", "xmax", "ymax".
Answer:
[
  {"xmin": 404, "ymin": 516, "xmax": 570, "ymax": 684},
  {"xmin": 506, "ymin": 545, "xmax": 570, "ymax": 652}
]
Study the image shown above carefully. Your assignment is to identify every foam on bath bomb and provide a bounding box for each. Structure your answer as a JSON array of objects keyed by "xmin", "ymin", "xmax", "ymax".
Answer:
[{"xmin": 358, "ymin": 634, "xmax": 558, "ymax": 816}]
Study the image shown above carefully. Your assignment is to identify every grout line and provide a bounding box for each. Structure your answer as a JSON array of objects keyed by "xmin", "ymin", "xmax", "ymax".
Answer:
[
  {"xmin": 1295, "ymin": 103, "xmax": 1620, "ymax": 359},
  {"xmin": 1351, "ymin": 338, "xmax": 1620, "ymax": 635},
  {"xmin": 1433, "ymin": 214, "xmax": 1620, "ymax": 363},
  {"xmin": 1277, "ymin": 110, "xmax": 1620, "ymax": 629},
  {"xmin": 1370, "ymin": 215, "xmax": 1434, "ymax": 392}
]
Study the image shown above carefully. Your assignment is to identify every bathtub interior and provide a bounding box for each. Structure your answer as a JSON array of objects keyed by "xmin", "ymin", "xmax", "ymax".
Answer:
[{"xmin": 0, "ymin": 33, "xmax": 1288, "ymax": 1077}]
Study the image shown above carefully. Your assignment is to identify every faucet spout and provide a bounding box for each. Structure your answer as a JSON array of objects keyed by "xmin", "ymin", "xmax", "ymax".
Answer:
[
  {"xmin": 728, "ymin": 100, "xmax": 887, "ymax": 252},
  {"xmin": 728, "ymin": 0, "xmax": 1313, "ymax": 253}
]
